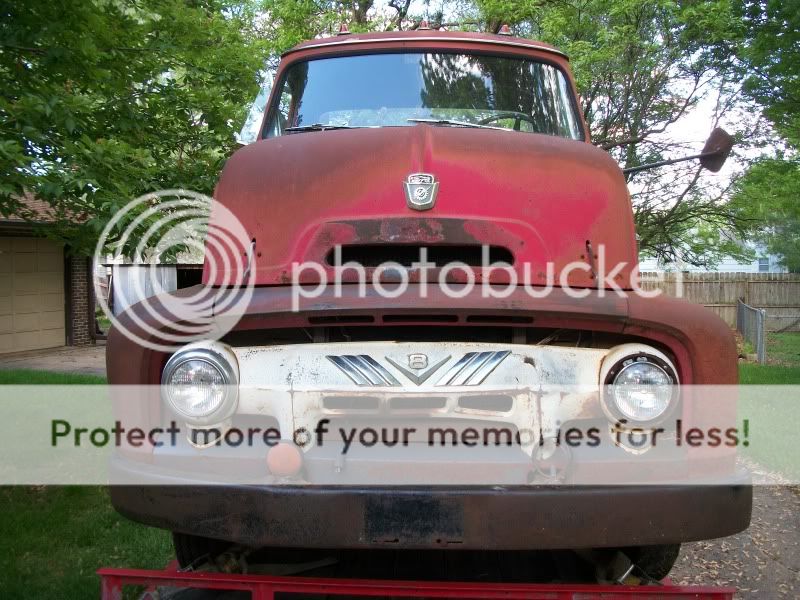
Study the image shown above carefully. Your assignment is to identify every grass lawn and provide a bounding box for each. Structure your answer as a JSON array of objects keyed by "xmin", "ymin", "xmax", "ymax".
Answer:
[
  {"xmin": 0, "ymin": 369, "xmax": 106, "ymax": 385},
  {"xmin": 0, "ymin": 369, "xmax": 171, "ymax": 599},
  {"xmin": 738, "ymin": 332, "xmax": 800, "ymax": 478},
  {"xmin": 739, "ymin": 363, "xmax": 800, "ymax": 384},
  {"xmin": 738, "ymin": 332, "xmax": 800, "ymax": 384},
  {"xmin": 0, "ymin": 487, "xmax": 171, "ymax": 599},
  {"xmin": 765, "ymin": 331, "xmax": 800, "ymax": 365}
]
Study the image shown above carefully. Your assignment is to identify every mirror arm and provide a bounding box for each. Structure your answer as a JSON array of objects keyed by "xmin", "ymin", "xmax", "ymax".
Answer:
[
  {"xmin": 622, "ymin": 127, "xmax": 734, "ymax": 176},
  {"xmin": 622, "ymin": 151, "xmax": 718, "ymax": 175}
]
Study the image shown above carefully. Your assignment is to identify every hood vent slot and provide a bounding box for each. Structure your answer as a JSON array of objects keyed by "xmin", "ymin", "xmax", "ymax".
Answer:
[
  {"xmin": 308, "ymin": 315, "xmax": 374, "ymax": 325},
  {"xmin": 326, "ymin": 244, "xmax": 514, "ymax": 267},
  {"xmin": 466, "ymin": 315, "xmax": 533, "ymax": 324},
  {"xmin": 383, "ymin": 314, "xmax": 458, "ymax": 323}
]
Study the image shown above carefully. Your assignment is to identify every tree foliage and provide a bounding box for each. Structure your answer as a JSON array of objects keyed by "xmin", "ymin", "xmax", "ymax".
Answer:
[
  {"xmin": 729, "ymin": 0, "xmax": 800, "ymax": 271},
  {"xmin": 736, "ymin": 0, "xmax": 800, "ymax": 146},
  {"xmin": 732, "ymin": 157, "xmax": 800, "ymax": 271},
  {"xmin": 1, "ymin": 0, "xmax": 269, "ymax": 253}
]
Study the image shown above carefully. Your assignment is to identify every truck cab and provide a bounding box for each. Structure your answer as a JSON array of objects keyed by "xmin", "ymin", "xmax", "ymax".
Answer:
[{"xmin": 108, "ymin": 29, "xmax": 751, "ymax": 578}]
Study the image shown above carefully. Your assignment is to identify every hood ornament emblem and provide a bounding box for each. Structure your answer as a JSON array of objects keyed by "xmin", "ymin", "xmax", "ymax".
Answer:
[{"xmin": 404, "ymin": 173, "xmax": 438, "ymax": 211}]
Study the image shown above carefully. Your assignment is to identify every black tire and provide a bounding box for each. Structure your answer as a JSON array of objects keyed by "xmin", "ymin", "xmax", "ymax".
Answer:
[
  {"xmin": 172, "ymin": 532, "xmax": 232, "ymax": 569},
  {"xmin": 623, "ymin": 544, "xmax": 681, "ymax": 581}
]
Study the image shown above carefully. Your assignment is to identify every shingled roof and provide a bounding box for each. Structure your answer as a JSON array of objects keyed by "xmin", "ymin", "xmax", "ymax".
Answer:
[{"xmin": 1, "ymin": 192, "xmax": 59, "ymax": 224}]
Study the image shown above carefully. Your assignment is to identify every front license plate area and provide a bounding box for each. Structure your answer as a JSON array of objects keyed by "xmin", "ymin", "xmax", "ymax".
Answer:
[{"xmin": 364, "ymin": 495, "xmax": 464, "ymax": 546}]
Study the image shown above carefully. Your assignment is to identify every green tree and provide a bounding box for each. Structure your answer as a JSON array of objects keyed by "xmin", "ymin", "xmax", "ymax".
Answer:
[
  {"xmin": 732, "ymin": 158, "xmax": 800, "ymax": 271},
  {"xmin": 730, "ymin": 0, "xmax": 800, "ymax": 271},
  {"xmin": 0, "ymin": 0, "xmax": 269, "ymax": 253},
  {"xmin": 736, "ymin": 0, "xmax": 800, "ymax": 146}
]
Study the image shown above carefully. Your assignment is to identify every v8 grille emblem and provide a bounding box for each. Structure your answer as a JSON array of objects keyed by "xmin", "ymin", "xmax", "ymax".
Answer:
[
  {"xmin": 326, "ymin": 351, "xmax": 510, "ymax": 387},
  {"xmin": 385, "ymin": 354, "xmax": 451, "ymax": 386}
]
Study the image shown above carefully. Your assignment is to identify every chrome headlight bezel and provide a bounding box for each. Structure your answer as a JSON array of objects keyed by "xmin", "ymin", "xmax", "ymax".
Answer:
[
  {"xmin": 161, "ymin": 344, "xmax": 239, "ymax": 426},
  {"xmin": 601, "ymin": 346, "xmax": 680, "ymax": 427}
]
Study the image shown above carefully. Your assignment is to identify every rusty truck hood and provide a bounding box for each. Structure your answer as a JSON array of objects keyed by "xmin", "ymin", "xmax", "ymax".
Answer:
[{"xmin": 206, "ymin": 125, "xmax": 637, "ymax": 288}]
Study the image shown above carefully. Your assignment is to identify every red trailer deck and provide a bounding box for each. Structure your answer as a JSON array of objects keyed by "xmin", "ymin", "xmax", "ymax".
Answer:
[{"xmin": 98, "ymin": 563, "xmax": 735, "ymax": 600}]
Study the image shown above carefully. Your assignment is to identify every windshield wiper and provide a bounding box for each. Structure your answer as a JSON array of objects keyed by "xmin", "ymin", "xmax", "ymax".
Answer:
[
  {"xmin": 284, "ymin": 123, "xmax": 359, "ymax": 133},
  {"xmin": 407, "ymin": 118, "xmax": 506, "ymax": 131}
]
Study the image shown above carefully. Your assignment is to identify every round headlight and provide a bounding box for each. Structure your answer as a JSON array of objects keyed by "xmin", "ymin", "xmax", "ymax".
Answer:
[
  {"xmin": 165, "ymin": 359, "xmax": 226, "ymax": 417},
  {"xmin": 611, "ymin": 358, "xmax": 673, "ymax": 421},
  {"xmin": 601, "ymin": 347, "xmax": 679, "ymax": 425},
  {"xmin": 162, "ymin": 345, "xmax": 238, "ymax": 423}
]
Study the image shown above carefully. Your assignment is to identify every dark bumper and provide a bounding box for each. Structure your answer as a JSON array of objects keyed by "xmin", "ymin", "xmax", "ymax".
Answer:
[{"xmin": 110, "ymin": 468, "xmax": 751, "ymax": 550}]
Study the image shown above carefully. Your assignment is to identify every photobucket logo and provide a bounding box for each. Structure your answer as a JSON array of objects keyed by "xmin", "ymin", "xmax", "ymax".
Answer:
[
  {"xmin": 291, "ymin": 245, "xmax": 674, "ymax": 310},
  {"xmin": 93, "ymin": 190, "xmax": 254, "ymax": 353}
]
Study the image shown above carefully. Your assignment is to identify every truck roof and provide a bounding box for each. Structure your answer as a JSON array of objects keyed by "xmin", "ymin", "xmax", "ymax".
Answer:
[{"xmin": 282, "ymin": 30, "xmax": 568, "ymax": 60}]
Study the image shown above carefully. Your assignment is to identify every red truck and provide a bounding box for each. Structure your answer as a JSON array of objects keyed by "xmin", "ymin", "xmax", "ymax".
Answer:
[{"xmin": 107, "ymin": 29, "xmax": 751, "ymax": 580}]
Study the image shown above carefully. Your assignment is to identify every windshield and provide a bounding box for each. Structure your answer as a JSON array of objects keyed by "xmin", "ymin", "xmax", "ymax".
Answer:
[{"xmin": 264, "ymin": 52, "xmax": 583, "ymax": 139}]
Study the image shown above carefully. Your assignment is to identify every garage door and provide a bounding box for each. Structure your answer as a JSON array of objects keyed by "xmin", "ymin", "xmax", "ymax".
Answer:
[{"xmin": 0, "ymin": 237, "xmax": 65, "ymax": 354}]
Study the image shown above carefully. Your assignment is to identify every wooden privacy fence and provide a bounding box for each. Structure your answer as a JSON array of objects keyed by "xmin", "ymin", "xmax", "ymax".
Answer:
[{"xmin": 639, "ymin": 272, "xmax": 800, "ymax": 332}]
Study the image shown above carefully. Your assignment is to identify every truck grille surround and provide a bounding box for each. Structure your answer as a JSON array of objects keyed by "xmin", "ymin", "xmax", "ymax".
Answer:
[{"xmin": 148, "ymin": 325, "xmax": 681, "ymax": 484}]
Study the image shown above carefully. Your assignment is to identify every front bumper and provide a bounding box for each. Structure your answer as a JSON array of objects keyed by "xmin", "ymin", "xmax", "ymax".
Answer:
[{"xmin": 110, "ymin": 459, "xmax": 752, "ymax": 550}]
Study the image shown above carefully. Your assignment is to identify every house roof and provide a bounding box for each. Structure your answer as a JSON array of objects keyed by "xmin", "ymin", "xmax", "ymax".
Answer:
[
  {"xmin": 2, "ymin": 191, "xmax": 89, "ymax": 230},
  {"xmin": 1, "ymin": 192, "xmax": 59, "ymax": 224}
]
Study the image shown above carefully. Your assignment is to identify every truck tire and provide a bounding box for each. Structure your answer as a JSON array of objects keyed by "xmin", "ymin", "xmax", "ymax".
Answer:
[
  {"xmin": 172, "ymin": 532, "xmax": 231, "ymax": 569},
  {"xmin": 624, "ymin": 544, "xmax": 681, "ymax": 581}
]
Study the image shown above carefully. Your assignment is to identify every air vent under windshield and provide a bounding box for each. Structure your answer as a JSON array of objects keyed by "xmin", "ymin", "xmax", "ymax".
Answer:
[{"xmin": 325, "ymin": 244, "xmax": 514, "ymax": 267}]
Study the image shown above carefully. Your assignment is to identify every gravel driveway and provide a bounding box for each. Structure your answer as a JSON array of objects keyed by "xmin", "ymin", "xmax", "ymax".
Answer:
[
  {"xmin": 0, "ymin": 344, "xmax": 106, "ymax": 377},
  {"xmin": 672, "ymin": 467, "xmax": 799, "ymax": 598}
]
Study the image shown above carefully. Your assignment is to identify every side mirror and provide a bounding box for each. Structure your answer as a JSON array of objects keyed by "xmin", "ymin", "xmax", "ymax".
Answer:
[{"xmin": 699, "ymin": 127, "xmax": 734, "ymax": 172}]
